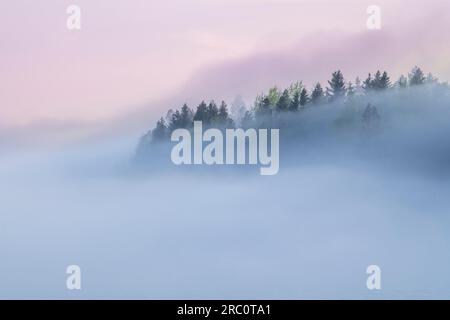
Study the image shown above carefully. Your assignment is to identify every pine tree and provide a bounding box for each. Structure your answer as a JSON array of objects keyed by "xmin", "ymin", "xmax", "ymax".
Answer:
[
  {"xmin": 217, "ymin": 101, "xmax": 234, "ymax": 127},
  {"xmin": 207, "ymin": 100, "xmax": 219, "ymax": 124},
  {"xmin": 362, "ymin": 103, "xmax": 381, "ymax": 130},
  {"xmin": 152, "ymin": 117, "xmax": 168, "ymax": 141},
  {"xmin": 276, "ymin": 89, "xmax": 291, "ymax": 112},
  {"xmin": 370, "ymin": 71, "xmax": 391, "ymax": 90},
  {"xmin": 194, "ymin": 101, "xmax": 208, "ymax": 122},
  {"xmin": 372, "ymin": 71, "xmax": 383, "ymax": 90},
  {"xmin": 288, "ymin": 82, "xmax": 302, "ymax": 99},
  {"xmin": 256, "ymin": 96, "xmax": 272, "ymax": 117},
  {"xmin": 168, "ymin": 109, "xmax": 182, "ymax": 131},
  {"xmin": 299, "ymin": 88, "xmax": 309, "ymax": 107},
  {"xmin": 409, "ymin": 66, "xmax": 425, "ymax": 86},
  {"xmin": 380, "ymin": 71, "xmax": 391, "ymax": 89},
  {"xmin": 180, "ymin": 103, "xmax": 193, "ymax": 128},
  {"xmin": 311, "ymin": 83, "xmax": 324, "ymax": 105},
  {"xmin": 289, "ymin": 90, "xmax": 300, "ymax": 111},
  {"xmin": 327, "ymin": 70, "xmax": 346, "ymax": 100},
  {"xmin": 363, "ymin": 73, "xmax": 373, "ymax": 92},
  {"xmin": 396, "ymin": 75, "xmax": 408, "ymax": 88},
  {"xmin": 267, "ymin": 87, "xmax": 281, "ymax": 106}
]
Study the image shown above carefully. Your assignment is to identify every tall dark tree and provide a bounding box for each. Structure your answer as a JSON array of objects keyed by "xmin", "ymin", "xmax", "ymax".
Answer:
[
  {"xmin": 409, "ymin": 66, "xmax": 425, "ymax": 86},
  {"xmin": 255, "ymin": 96, "xmax": 272, "ymax": 117},
  {"xmin": 289, "ymin": 90, "xmax": 300, "ymax": 111},
  {"xmin": 310, "ymin": 83, "xmax": 324, "ymax": 105},
  {"xmin": 206, "ymin": 100, "xmax": 219, "ymax": 124},
  {"xmin": 396, "ymin": 75, "xmax": 408, "ymax": 88},
  {"xmin": 362, "ymin": 103, "xmax": 381, "ymax": 130},
  {"xmin": 180, "ymin": 103, "xmax": 193, "ymax": 128},
  {"xmin": 372, "ymin": 71, "xmax": 383, "ymax": 89},
  {"xmin": 327, "ymin": 70, "xmax": 346, "ymax": 100},
  {"xmin": 168, "ymin": 109, "xmax": 182, "ymax": 131},
  {"xmin": 363, "ymin": 73, "xmax": 373, "ymax": 92},
  {"xmin": 380, "ymin": 71, "xmax": 391, "ymax": 89},
  {"xmin": 193, "ymin": 101, "xmax": 208, "ymax": 122},
  {"xmin": 276, "ymin": 89, "xmax": 291, "ymax": 111},
  {"xmin": 299, "ymin": 88, "xmax": 309, "ymax": 107},
  {"xmin": 152, "ymin": 117, "xmax": 168, "ymax": 141},
  {"xmin": 217, "ymin": 101, "xmax": 234, "ymax": 127},
  {"xmin": 370, "ymin": 71, "xmax": 391, "ymax": 90}
]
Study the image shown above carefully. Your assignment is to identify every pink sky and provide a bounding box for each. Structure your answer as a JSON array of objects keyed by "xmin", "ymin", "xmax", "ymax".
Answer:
[{"xmin": 1, "ymin": 0, "xmax": 449, "ymax": 129}]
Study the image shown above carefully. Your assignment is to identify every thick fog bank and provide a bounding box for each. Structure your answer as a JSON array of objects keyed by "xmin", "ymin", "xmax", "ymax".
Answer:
[{"xmin": 1, "ymin": 130, "xmax": 450, "ymax": 298}]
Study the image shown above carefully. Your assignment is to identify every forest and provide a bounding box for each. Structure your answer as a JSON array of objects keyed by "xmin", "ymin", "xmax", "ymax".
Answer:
[{"xmin": 136, "ymin": 66, "xmax": 450, "ymax": 170}]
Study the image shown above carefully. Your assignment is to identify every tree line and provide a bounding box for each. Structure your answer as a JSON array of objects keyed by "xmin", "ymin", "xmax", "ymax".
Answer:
[{"xmin": 145, "ymin": 66, "xmax": 439, "ymax": 144}]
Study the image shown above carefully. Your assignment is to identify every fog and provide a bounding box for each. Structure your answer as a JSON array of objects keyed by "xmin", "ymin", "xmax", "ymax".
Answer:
[{"xmin": 1, "ymin": 85, "xmax": 450, "ymax": 299}]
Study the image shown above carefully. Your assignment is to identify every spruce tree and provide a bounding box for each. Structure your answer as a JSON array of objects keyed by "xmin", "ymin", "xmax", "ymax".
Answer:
[
  {"xmin": 409, "ymin": 66, "xmax": 425, "ymax": 86},
  {"xmin": 372, "ymin": 71, "xmax": 382, "ymax": 90},
  {"xmin": 380, "ymin": 71, "xmax": 391, "ymax": 89},
  {"xmin": 276, "ymin": 89, "xmax": 291, "ymax": 112},
  {"xmin": 311, "ymin": 83, "xmax": 324, "ymax": 105},
  {"xmin": 207, "ymin": 100, "xmax": 219, "ymax": 124},
  {"xmin": 152, "ymin": 117, "xmax": 168, "ymax": 141},
  {"xmin": 194, "ymin": 101, "xmax": 208, "ymax": 122},
  {"xmin": 396, "ymin": 75, "xmax": 408, "ymax": 88},
  {"xmin": 299, "ymin": 88, "xmax": 309, "ymax": 107},
  {"xmin": 327, "ymin": 70, "xmax": 346, "ymax": 100},
  {"xmin": 289, "ymin": 90, "xmax": 300, "ymax": 111},
  {"xmin": 363, "ymin": 73, "xmax": 373, "ymax": 92},
  {"xmin": 217, "ymin": 101, "xmax": 234, "ymax": 127},
  {"xmin": 180, "ymin": 103, "xmax": 193, "ymax": 128}
]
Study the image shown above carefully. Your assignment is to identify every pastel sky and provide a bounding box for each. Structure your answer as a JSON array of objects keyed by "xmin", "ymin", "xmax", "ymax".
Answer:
[{"xmin": 1, "ymin": 0, "xmax": 450, "ymax": 128}]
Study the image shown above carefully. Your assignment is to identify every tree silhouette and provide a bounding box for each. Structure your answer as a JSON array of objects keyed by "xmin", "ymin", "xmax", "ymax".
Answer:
[
  {"xmin": 362, "ymin": 103, "xmax": 381, "ymax": 130},
  {"xmin": 194, "ymin": 101, "xmax": 208, "ymax": 122},
  {"xmin": 311, "ymin": 83, "xmax": 324, "ymax": 105},
  {"xmin": 217, "ymin": 101, "xmax": 234, "ymax": 127},
  {"xmin": 289, "ymin": 90, "xmax": 300, "ymax": 111},
  {"xmin": 152, "ymin": 117, "xmax": 168, "ymax": 141},
  {"xmin": 276, "ymin": 89, "xmax": 291, "ymax": 111},
  {"xmin": 299, "ymin": 88, "xmax": 309, "ymax": 107},
  {"xmin": 409, "ymin": 66, "xmax": 425, "ymax": 86},
  {"xmin": 327, "ymin": 70, "xmax": 346, "ymax": 100}
]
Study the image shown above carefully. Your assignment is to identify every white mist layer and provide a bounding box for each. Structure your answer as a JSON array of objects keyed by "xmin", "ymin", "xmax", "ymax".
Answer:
[
  {"xmin": 1, "ymin": 140, "xmax": 450, "ymax": 299},
  {"xmin": 2, "ymin": 85, "xmax": 450, "ymax": 298}
]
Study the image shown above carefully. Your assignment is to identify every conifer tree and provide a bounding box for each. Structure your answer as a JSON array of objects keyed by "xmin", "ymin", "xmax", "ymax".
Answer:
[
  {"xmin": 152, "ymin": 117, "xmax": 168, "ymax": 141},
  {"xmin": 327, "ymin": 70, "xmax": 346, "ymax": 100},
  {"xmin": 180, "ymin": 103, "xmax": 193, "ymax": 128},
  {"xmin": 207, "ymin": 100, "xmax": 219, "ymax": 124},
  {"xmin": 396, "ymin": 75, "xmax": 408, "ymax": 88},
  {"xmin": 363, "ymin": 73, "xmax": 373, "ymax": 92},
  {"xmin": 311, "ymin": 83, "xmax": 324, "ymax": 105},
  {"xmin": 299, "ymin": 88, "xmax": 309, "ymax": 107},
  {"xmin": 276, "ymin": 89, "xmax": 291, "ymax": 111},
  {"xmin": 217, "ymin": 101, "xmax": 234, "ymax": 127},
  {"xmin": 194, "ymin": 101, "xmax": 208, "ymax": 122},
  {"xmin": 409, "ymin": 66, "xmax": 425, "ymax": 86},
  {"xmin": 380, "ymin": 71, "xmax": 391, "ymax": 89},
  {"xmin": 289, "ymin": 90, "xmax": 300, "ymax": 111}
]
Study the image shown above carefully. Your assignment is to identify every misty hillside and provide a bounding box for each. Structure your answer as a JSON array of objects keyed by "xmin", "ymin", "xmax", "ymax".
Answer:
[{"xmin": 135, "ymin": 67, "xmax": 450, "ymax": 175}]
